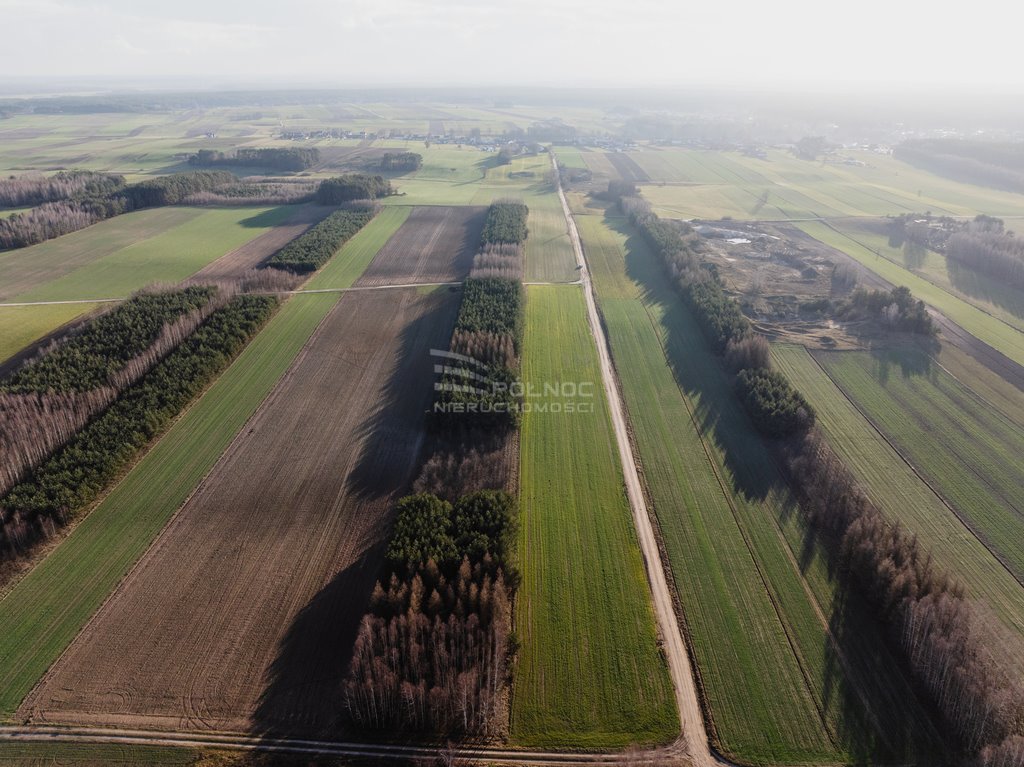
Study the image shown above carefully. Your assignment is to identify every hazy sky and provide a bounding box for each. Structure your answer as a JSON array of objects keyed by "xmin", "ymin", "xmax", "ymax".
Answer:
[{"xmin": 3, "ymin": 0, "xmax": 1022, "ymax": 88}]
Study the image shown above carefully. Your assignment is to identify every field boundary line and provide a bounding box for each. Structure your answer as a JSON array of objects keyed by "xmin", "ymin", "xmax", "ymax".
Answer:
[
  {"xmin": 804, "ymin": 347, "xmax": 1024, "ymax": 590},
  {"xmin": 552, "ymin": 154, "xmax": 722, "ymax": 767}
]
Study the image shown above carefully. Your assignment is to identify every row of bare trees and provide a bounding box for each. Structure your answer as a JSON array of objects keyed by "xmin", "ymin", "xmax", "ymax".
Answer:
[
  {"xmin": 0, "ymin": 170, "xmax": 124, "ymax": 207},
  {"xmin": 787, "ymin": 430, "xmax": 1024, "ymax": 760},
  {"xmin": 468, "ymin": 243, "xmax": 524, "ymax": 281},
  {"xmin": 345, "ymin": 559, "xmax": 512, "ymax": 734}
]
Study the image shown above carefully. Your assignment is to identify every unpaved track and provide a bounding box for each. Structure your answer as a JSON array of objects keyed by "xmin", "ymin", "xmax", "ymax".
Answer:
[
  {"xmin": 355, "ymin": 205, "xmax": 485, "ymax": 286},
  {"xmin": 188, "ymin": 204, "xmax": 335, "ymax": 283},
  {"xmin": 20, "ymin": 287, "xmax": 459, "ymax": 736},
  {"xmin": 551, "ymin": 155, "xmax": 721, "ymax": 767}
]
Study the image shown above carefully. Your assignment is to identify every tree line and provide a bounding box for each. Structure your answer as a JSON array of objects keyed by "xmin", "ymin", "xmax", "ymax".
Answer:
[
  {"xmin": 0, "ymin": 294, "xmax": 277, "ymax": 557},
  {"xmin": 379, "ymin": 152, "xmax": 423, "ymax": 172},
  {"xmin": 433, "ymin": 202, "xmax": 527, "ymax": 434},
  {"xmin": 344, "ymin": 490, "xmax": 517, "ymax": 736},
  {"xmin": 0, "ymin": 288, "xmax": 219, "ymax": 500},
  {"xmin": 263, "ymin": 206, "xmax": 377, "ymax": 273},
  {"xmin": 619, "ymin": 190, "xmax": 814, "ymax": 438},
  {"xmin": 0, "ymin": 170, "xmax": 234, "ymax": 250},
  {"xmin": 895, "ymin": 140, "xmax": 1024, "ymax": 194},
  {"xmin": 188, "ymin": 147, "xmax": 320, "ymax": 172},
  {"xmin": 786, "ymin": 430, "xmax": 1024, "ymax": 763},
  {"xmin": 619, "ymin": 186, "xmax": 1024, "ymax": 763},
  {"xmin": 0, "ymin": 170, "xmax": 124, "ymax": 208},
  {"xmin": 315, "ymin": 174, "xmax": 393, "ymax": 205}
]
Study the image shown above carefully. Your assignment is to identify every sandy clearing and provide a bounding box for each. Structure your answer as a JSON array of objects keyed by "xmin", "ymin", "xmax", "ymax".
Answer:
[{"xmin": 20, "ymin": 286, "xmax": 459, "ymax": 737}]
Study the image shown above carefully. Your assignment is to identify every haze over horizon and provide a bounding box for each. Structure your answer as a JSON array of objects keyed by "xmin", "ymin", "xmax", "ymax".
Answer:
[{"xmin": 3, "ymin": 0, "xmax": 1023, "ymax": 89}]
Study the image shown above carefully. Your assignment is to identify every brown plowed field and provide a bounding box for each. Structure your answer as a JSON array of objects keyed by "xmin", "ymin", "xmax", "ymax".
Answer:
[
  {"xmin": 188, "ymin": 205, "xmax": 335, "ymax": 283},
  {"xmin": 354, "ymin": 205, "xmax": 485, "ymax": 287},
  {"xmin": 20, "ymin": 286, "xmax": 459, "ymax": 737}
]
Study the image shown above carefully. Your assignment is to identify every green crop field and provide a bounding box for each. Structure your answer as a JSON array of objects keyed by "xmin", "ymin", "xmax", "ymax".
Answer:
[
  {"xmin": 0, "ymin": 206, "xmax": 295, "ymax": 364},
  {"xmin": 814, "ymin": 348, "xmax": 1024, "ymax": 582},
  {"xmin": 577, "ymin": 213, "xmax": 943, "ymax": 764},
  {"xmin": 798, "ymin": 220, "xmax": 1024, "ymax": 367},
  {"xmin": 632, "ymin": 149, "xmax": 1024, "ymax": 221},
  {"xmin": 512, "ymin": 284, "xmax": 677, "ymax": 749},
  {"xmin": 0, "ymin": 291, "xmax": 339, "ymax": 717},
  {"xmin": 522, "ymin": 190, "xmax": 578, "ymax": 283},
  {"xmin": 773, "ymin": 344, "xmax": 1024, "ymax": 639},
  {"xmin": 551, "ymin": 145, "xmax": 587, "ymax": 169},
  {"xmin": 0, "ymin": 302, "xmax": 103, "ymax": 363},
  {"xmin": 14, "ymin": 206, "xmax": 296, "ymax": 303}
]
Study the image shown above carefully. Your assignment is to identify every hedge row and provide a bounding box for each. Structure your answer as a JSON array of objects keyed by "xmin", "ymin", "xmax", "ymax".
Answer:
[{"xmin": 264, "ymin": 208, "xmax": 376, "ymax": 273}]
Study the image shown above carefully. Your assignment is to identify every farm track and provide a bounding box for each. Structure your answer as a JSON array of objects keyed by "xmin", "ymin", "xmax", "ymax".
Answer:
[{"xmin": 551, "ymin": 156, "xmax": 721, "ymax": 767}]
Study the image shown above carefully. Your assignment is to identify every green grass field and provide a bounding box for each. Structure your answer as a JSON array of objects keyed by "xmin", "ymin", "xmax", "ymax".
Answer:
[
  {"xmin": 633, "ymin": 149, "xmax": 1024, "ymax": 221},
  {"xmin": 14, "ymin": 206, "xmax": 296, "ymax": 303},
  {"xmin": 551, "ymin": 145, "xmax": 588, "ymax": 169},
  {"xmin": 798, "ymin": 220, "xmax": 1024, "ymax": 367},
  {"xmin": 0, "ymin": 303, "xmax": 103, "ymax": 363},
  {"xmin": 522, "ymin": 190, "xmax": 578, "ymax": 283},
  {"xmin": 0, "ymin": 206, "xmax": 296, "ymax": 363},
  {"xmin": 815, "ymin": 348, "xmax": 1024, "ymax": 583},
  {"xmin": 511, "ymin": 284, "xmax": 677, "ymax": 749},
  {"xmin": 578, "ymin": 213, "xmax": 943, "ymax": 764},
  {"xmin": 773, "ymin": 344, "xmax": 1024, "ymax": 640},
  {"xmin": 0, "ymin": 207, "xmax": 201, "ymax": 302}
]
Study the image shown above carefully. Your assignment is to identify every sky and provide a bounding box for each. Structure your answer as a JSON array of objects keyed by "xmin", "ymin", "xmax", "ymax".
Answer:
[{"xmin": 2, "ymin": 0, "xmax": 1023, "ymax": 89}]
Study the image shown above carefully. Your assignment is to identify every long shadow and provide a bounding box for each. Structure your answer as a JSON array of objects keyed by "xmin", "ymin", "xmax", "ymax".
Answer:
[
  {"xmin": 946, "ymin": 255, "xmax": 1024, "ymax": 322},
  {"xmin": 605, "ymin": 212, "xmax": 953, "ymax": 763},
  {"xmin": 250, "ymin": 288, "xmax": 460, "ymax": 741}
]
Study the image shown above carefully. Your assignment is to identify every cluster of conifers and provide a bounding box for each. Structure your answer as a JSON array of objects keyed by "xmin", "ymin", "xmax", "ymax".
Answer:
[
  {"xmin": 345, "ymin": 200, "xmax": 530, "ymax": 738},
  {"xmin": 0, "ymin": 288, "xmax": 277, "ymax": 557},
  {"xmin": 618, "ymin": 191, "xmax": 1024, "ymax": 763}
]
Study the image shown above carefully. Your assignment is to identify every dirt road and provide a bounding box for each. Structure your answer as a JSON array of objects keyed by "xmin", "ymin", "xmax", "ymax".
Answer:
[{"xmin": 551, "ymin": 154, "xmax": 720, "ymax": 767}]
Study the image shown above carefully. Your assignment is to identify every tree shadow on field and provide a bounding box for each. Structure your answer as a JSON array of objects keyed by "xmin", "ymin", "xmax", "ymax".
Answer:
[
  {"xmin": 250, "ymin": 288, "xmax": 460, "ymax": 742},
  {"xmin": 606, "ymin": 211, "xmax": 953, "ymax": 764}
]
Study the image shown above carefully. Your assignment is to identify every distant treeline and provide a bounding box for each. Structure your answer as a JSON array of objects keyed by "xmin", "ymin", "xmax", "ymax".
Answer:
[
  {"xmin": 188, "ymin": 147, "xmax": 320, "ymax": 172},
  {"xmin": 315, "ymin": 174, "xmax": 393, "ymax": 205},
  {"xmin": 379, "ymin": 152, "xmax": 423, "ymax": 172},
  {"xmin": 0, "ymin": 170, "xmax": 124, "ymax": 208},
  {"xmin": 345, "ymin": 490, "xmax": 517, "ymax": 735},
  {"xmin": 619, "ymin": 190, "xmax": 813, "ymax": 437},
  {"xmin": 618, "ymin": 184, "xmax": 1024, "ymax": 763},
  {"xmin": 890, "ymin": 213, "xmax": 1024, "ymax": 293},
  {"xmin": 895, "ymin": 140, "xmax": 1024, "ymax": 194},
  {"xmin": 0, "ymin": 170, "xmax": 234, "ymax": 250},
  {"xmin": 264, "ymin": 207, "xmax": 376, "ymax": 273},
  {"xmin": 0, "ymin": 294, "xmax": 277, "ymax": 556}
]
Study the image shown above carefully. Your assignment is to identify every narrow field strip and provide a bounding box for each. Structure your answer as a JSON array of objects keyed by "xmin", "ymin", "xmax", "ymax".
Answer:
[
  {"xmin": 511, "ymin": 285, "xmax": 677, "ymax": 750},
  {"xmin": 0, "ymin": 303, "xmax": 102, "ymax": 364},
  {"xmin": 578, "ymin": 213, "xmax": 943, "ymax": 764},
  {"xmin": 773, "ymin": 344, "xmax": 1024, "ymax": 639}
]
